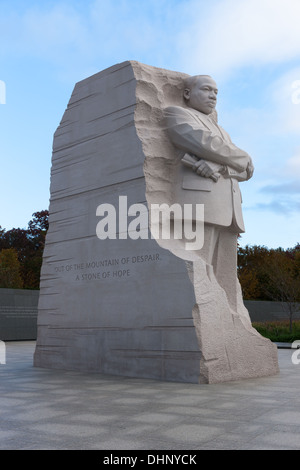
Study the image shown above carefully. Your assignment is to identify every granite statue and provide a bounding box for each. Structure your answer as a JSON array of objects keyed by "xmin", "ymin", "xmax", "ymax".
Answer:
[
  {"xmin": 163, "ymin": 74, "xmax": 254, "ymax": 319},
  {"xmin": 34, "ymin": 61, "xmax": 279, "ymax": 384},
  {"xmin": 152, "ymin": 73, "xmax": 279, "ymax": 382}
]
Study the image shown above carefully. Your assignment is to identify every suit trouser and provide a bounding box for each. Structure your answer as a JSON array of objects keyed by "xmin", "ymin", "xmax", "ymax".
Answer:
[
  {"xmin": 195, "ymin": 223, "xmax": 250, "ymax": 321},
  {"xmin": 156, "ymin": 218, "xmax": 250, "ymax": 321}
]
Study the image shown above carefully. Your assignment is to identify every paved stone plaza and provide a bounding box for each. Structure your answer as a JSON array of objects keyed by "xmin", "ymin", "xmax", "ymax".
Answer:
[{"xmin": 0, "ymin": 341, "xmax": 299, "ymax": 450}]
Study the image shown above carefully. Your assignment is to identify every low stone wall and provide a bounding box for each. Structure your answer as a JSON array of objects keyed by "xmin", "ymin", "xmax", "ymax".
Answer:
[
  {"xmin": 245, "ymin": 300, "xmax": 300, "ymax": 323},
  {"xmin": 0, "ymin": 288, "xmax": 298, "ymax": 342},
  {"xmin": 0, "ymin": 288, "xmax": 39, "ymax": 341}
]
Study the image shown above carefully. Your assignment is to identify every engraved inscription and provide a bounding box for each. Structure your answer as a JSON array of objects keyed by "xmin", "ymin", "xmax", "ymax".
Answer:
[{"xmin": 53, "ymin": 253, "xmax": 161, "ymax": 282}]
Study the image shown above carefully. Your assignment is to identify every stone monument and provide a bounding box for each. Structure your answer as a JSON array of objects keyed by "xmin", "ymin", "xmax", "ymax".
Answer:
[{"xmin": 34, "ymin": 61, "xmax": 279, "ymax": 383}]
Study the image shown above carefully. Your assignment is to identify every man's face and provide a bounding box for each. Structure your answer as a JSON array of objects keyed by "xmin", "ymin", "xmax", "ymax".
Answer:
[{"xmin": 184, "ymin": 76, "xmax": 218, "ymax": 115}]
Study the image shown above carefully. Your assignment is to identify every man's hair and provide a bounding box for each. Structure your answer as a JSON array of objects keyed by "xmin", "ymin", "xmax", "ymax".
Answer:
[{"xmin": 183, "ymin": 75, "xmax": 213, "ymax": 92}]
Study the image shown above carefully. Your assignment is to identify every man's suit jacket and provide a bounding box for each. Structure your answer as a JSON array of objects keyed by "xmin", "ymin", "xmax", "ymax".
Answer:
[{"xmin": 164, "ymin": 105, "xmax": 251, "ymax": 233}]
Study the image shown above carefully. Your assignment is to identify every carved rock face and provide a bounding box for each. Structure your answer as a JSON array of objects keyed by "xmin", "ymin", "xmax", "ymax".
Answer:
[
  {"xmin": 183, "ymin": 76, "xmax": 218, "ymax": 115},
  {"xmin": 34, "ymin": 61, "xmax": 279, "ymax": 384}
]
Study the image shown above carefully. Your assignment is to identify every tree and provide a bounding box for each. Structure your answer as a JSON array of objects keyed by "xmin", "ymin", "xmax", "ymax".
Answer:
[
  {"xmin": 0, "ymin": 248, "xmax": 23, "ymax": 288},
  {"xmin": 262, "ymin": 249, "xmax": 300, "ymax": 333},
  {"xmin": 28, "ymin": 210, "xmax": 49, "ymax": 235},
  {"xmin": 238, "ymin": 243, "xmax": 300, "ymax": 331},
  {"xmin": 0, "ymin": 210, "xmax": 49, "ymax": 289},
  {"xmin": 238, "ymin": 267, "xmax": 260, "ymax": 300},
  {"xmin": 24, "ymin": 210, "xmax": 49, "ymax": 288},
  {"xmin": 237, "ymin": 245, "xmax": 272, "ymax": 300}
]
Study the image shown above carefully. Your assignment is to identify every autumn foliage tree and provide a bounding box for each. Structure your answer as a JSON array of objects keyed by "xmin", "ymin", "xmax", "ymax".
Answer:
[
  {"xmin": 238, "ymin": 243, "xmax": 300, "ymax": 331},
  {"xmin": 0, "ymin": 248, "xmax": 23, "ymax": 288},
  {"xmin": 0, "ymin": 210, "xmax": 49, "ymax": 289},
  {"xmin": 238, "ymin": 245, "xmax": 271, "ymax": 300},
  {"xmin": 261, "ymin": 247, "xmax": 300, "ymax": 332}
]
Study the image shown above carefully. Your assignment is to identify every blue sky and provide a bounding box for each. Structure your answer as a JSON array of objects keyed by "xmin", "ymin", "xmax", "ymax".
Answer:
[{"xmin": 0, "ymin": 0, "xmax": 299, "ymax": 249}]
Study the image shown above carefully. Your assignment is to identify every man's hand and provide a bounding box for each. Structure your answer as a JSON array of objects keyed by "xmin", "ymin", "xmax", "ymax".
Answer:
[
  {"xmin": 192, "ymin": 159, "xmax": 222, "ymax": 182},
  {"xmin": 193, "ymin": 160, "xmax": 215, "ymax": 178},
  {"xmin": 246, "ymin": 158, "xmax": 254, "ymax": 180}
]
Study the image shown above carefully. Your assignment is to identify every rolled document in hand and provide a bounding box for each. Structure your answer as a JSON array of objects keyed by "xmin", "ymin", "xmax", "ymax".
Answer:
[{"xmin": 181, "ymin": 153, "xmax": 221, "ymax": 182}]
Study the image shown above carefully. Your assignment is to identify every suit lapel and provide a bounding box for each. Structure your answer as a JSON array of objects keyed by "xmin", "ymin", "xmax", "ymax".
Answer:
[
  {"xmin": 188, "ymin": 109, "xmax": 231, "ymax": 143},
  {"xmin": 190, "ymin": 110, "xmax": 213, "ymax": 131}
]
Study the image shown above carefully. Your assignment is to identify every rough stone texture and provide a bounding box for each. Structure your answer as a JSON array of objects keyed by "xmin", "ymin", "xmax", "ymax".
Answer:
[
  {"xmin": 188, "ymin": 261, "xmax": 279, "ymax": 383},
  {"xmin": 34, "ymin": 61, "xmax": 279, "ymax": 383},
  {"xmin": 133, "ymin": 63, "xmax": 279, "ymax": 383},
  {"xmin": 34, "ymin": 61, "xmax": 200, "ymax": 383}
]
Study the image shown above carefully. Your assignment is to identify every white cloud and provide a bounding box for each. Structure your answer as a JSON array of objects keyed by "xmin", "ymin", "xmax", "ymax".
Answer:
[
  {"xmin": 0, "ymin": 0, "xmax": 183, "ymax": 70},
  {"xmin": 181, "ymin": 0, "xmax": 300, "ymax": 78},
  {"xmin": 217, "ymin": 64, "xmax": 300, "ymax": 184},
  {"xmin": 22, "ymin": 5, "xmax": 87, "ymax": 50},
  {"xmin": 3, "ymin": 0, "xmax": 300, "ymax": 83},
  {"xmin": 285, "ymin": 152, "xmax": 300, "ymax": 177},
  {"xmin": 268, "ymin": 68, "xmax": 300, "ymax": 135},
  {"xmin": 0, "ymin": 3, "xmax": 90, "ymax": 61}
]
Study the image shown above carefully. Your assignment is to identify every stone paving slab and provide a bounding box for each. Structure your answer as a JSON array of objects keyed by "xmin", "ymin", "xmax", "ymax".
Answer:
[{"xmin": 0, "ymin": 341, "xmax": 299, "ymax": 450}]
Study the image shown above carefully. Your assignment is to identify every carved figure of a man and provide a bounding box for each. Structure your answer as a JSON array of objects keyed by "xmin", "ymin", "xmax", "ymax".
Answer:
[{"xmin": 164, "ymin": 75, "xmax": 254, "ymax": 318}]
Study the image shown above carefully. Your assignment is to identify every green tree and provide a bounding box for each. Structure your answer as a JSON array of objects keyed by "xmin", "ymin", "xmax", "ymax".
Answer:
[
  {"xmin": 238, "ymin": 267, "xmax": 260, "ymax": 300},
  {"xmin": 28, "ymin": 210, "xmax": 49, "ymax": 234},
  {"xmin": 238, "ymin": 243, "xmax": 300, "ymax": 331},
  {"xmin": 23, "ymin": 210, "xmax": 49, "ymax": 288},
  {"xmin": 0, "ymin": 210, "xmax": 49, "ymax": 289},
  {"xmin": 0, "ymin": 248, "xmax": 23, "ymax": 288},
  {"xmin": 262, "ymin": 248, "xmax": 300, "ymax": 332},
  {"xmin": 238, "ymin": 245, "xmax": 271, "ymax": 300}
]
